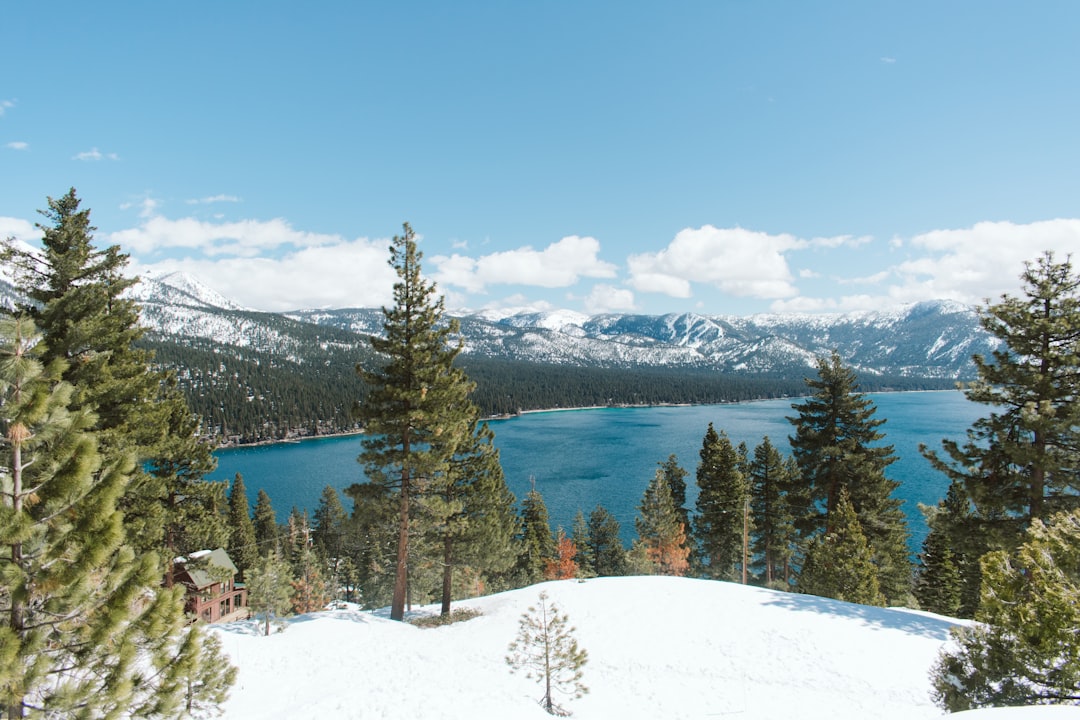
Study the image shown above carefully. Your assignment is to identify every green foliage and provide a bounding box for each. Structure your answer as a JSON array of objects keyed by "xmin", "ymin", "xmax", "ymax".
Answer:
[
  {"xmin": 657, "ymin": 454, "xmax": 690, "ymax": 532},
  {"xmin": 354, "ymin": 224, "xmax": 509, "ymax": 620},
  {"xmin": 915, "ymin": 481, "xmax": 982, "ymax": 617},
  {"xmin": 694, "ymin": 424, "xmax": 750, "ymax": 581},
  {"xmin": 253, "ymin": 489, "xmax": 279, "ymax": 557},
  {"xmin": 586, "ymin": 504, "xmax": 626, "ymax": 577},
  {"xmin": 923, "ymin": 251, "xmax": 1080, "ymax": 555},
  {"xmin": 246, "ymin": 552, "xmax": 294, "ymax": 637},
  {"xmin": 788, "ymin": 352, "xmax": 911, "ymax": 604},
  {"xmin": 748, "ymin": 437, "xmax": 798, "ymax": 587},
  {"xmin": 506, "ymin": 591, "xmax": 588, "ymax": 716},
  {"xmin": 227, "ymin": 474, "xmax": 259, "ymax": 578},
  {"xmin": 931, "ymin": 509, "xmax": 1080, "ymax": 711},
  {"xmin": 517, "ymin": 487, "xmax": 556, "ymax": 586},
  {"xmin": 798, "ymin": 488, "xmax": 885, "ymax": 606},
  {"xmin": 570, "ymin": 511, "xmax": 595, "ymax": 579},
  {"xmin": 0, "ymin": 315, "xmax": 234, "ymax": 717},
  {"xmin": 635, "ymin": 470, "xmax": 690, "ymax": 576}
]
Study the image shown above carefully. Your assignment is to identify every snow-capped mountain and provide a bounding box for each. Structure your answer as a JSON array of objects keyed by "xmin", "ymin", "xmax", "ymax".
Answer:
[{"xmin": 4, "ymin": 269, "xmax": 995, "ymax": 378}]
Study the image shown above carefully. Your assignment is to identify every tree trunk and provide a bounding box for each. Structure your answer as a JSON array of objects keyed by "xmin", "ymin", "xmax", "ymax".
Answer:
[
  {"xmin": 391, "ymin": 465, "xmax": 410, "ymax": 621},
  {"xmin": 441, "ymin": 533, "xmax": 454, "ymax": 616}
]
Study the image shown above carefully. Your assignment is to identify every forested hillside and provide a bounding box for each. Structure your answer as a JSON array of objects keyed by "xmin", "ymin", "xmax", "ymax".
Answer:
[{"xmin": 141, "ymin": 335, "xmax": 957, "ymax": 445}]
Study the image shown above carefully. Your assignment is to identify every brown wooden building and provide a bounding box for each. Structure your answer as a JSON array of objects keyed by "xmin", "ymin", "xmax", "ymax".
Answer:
[{"xmin": 174, "ymin": 548, "xmax": 249, "ymax": 623}]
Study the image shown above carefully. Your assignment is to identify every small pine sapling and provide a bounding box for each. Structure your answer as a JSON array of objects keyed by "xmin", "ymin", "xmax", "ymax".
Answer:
[{"xmin": 506, "ymin": 591, "xmax": 588, "ymax": 716}]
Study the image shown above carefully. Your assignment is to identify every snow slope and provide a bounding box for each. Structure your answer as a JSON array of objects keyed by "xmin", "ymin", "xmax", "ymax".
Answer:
[{"xmin": 206, "ymin": 576, "xmax": 1078, "ymax": 720}]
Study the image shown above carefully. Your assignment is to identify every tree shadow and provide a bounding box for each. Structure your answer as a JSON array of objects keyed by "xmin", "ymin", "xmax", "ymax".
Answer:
[{"xmin": 762, "ymin": 590, "xmax": 961, "ymax": 640}]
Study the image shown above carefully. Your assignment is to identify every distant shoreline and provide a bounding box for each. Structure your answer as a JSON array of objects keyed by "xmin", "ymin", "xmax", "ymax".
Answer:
[{"xmin": 214, "ymin": 388, "xmax": 965, "ymax": 452}]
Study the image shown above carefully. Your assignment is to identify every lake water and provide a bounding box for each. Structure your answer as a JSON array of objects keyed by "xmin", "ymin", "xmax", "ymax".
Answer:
[{"xmin": 211, "ymin": 390, "xmax": 984, "ymax": 553}]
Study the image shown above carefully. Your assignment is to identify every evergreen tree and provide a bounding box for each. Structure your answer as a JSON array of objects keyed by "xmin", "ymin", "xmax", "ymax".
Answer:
[
  {"xmin": 2, "ymin": 189, "xmax": 225, "ymax": 567},
  {"xmin": 246, "ymin": 552, "xmax": 293, "ymax": 636},
  {"xmin": 570, "ymin": 510, "xmax": 595, "ymax": 578},
  {"xmin": 313, "ymin": 485, "xmax": 348, "ymax": 566},
  {"xmin": 931, "ymin": 509, "xmax": 1080, "ymax": 711},
  {"xmin": 657, "ymin": 454, "xmax": 690, "ymax": 531},
  {"xmin": 354, "ymin": 223, "xmax": 477, "ymax": 621},
  {"xmin": 290, "ymin": 546, "xmax": 331, "ymax": 614},
  {"xmin": 227, "ymin": 473, "xmax": 258, "ymax": 578},
  {"xmin": 788, "ymin": 352, "xmax": 912, "ymax": 604},
  {"xmin": 586, "ymin": 504, "xmax": 626, "ymax": 577},
  {"xmin": 914, "ymin": 480, "xmax": 982, "ymax": 617},
  {"xmin": 923, "ymin": 252, "xmax": 1080, "ymax": 556},
  {"xmin": 913, "ymin": 521, "xmax": 963, "ymax": 617},
  {"xmin": 748, "ymin": 436, "xmax": 798, "ymax": 588},
  {"xmin": 636, "ymin": 470, "xmax": 690, "ymax": 577},
  {"xmin": 342, "ymin": 481, "xmax": 397, "ymax": 609},
  {"xmin": 694, "ymin": 424, "xmax": 750, "ymax": 581},
  {"xmin": 798, "ymin": 488, "xmax": 885, "ymax": 606},
  {"xmin": 517, "ymin": 485, "xmax": 556, "ymax": 586},
  {"xmin": 253, "ymin": 488, "xmax": 279, "ymax": 557},
  {"xmin": 426, "ymin": 417, "xmax": 519, "ymax": 615},
  {"xmin": 506, "ymin": 590, "xmax": 588, "ymax": 716},
  {"xmin": 0, "ymin": 316, "xmax": 234, "ymax": 717}
]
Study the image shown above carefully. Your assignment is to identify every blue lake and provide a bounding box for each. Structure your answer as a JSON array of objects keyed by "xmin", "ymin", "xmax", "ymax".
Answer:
[{"xmin": 211, "ymin": 390, "xmax": 984, "ymax": 553}]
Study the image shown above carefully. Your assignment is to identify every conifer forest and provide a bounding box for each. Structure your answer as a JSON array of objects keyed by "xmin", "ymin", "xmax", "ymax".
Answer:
[{"xmin": 3, "ymin": 191, "xmax": 1080, "ymax": 715}]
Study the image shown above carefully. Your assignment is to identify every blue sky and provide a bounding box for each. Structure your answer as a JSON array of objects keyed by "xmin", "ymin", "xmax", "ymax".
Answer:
[{"xmin": 3, "ymin": 2, "xmax": 1080, "ymax": 315}]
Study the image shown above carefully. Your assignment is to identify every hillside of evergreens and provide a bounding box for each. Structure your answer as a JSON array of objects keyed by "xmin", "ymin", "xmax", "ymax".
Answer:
[{"xmin": 140, "ymin": 336, "xmax": 958, "ymax": 445}]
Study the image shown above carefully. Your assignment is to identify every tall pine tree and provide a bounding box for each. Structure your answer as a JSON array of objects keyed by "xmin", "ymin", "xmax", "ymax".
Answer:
[
  {"xmin": 227, "ymin": 473, "xmax": 259, "ymax": 578},
  {"xmin": 788, "ymin": 352, "xmax": 912, "ymax": 604},
  {"xmin": 0, "ymin": 316, "xmax": 233, "ymax": 717},
  {"xmin": 586, "ymin": 504, "xmax": 626, "ymax": 577},
  {"xmin": 923, "ymin": 252, "xmax": 1080, "ymax": 556},
  {"xmin": 694, "ymin": 424, "xmax": 750, "ymax": 581},
  {"xmin": 517, "ymin": 484, "xmax": 556, "ymax": 586},
  {"xmin": 748, "ymin": 436, "xmax": 798, "ymax": 588},
  {"xmin": 354, "ymin": 223, "xmax": 477, "ymax": 621}
]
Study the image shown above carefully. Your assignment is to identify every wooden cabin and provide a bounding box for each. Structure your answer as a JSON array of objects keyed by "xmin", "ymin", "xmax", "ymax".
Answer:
[{"xmin": 174, "ymin": 548, "xmax": 249, "ymax": 623}]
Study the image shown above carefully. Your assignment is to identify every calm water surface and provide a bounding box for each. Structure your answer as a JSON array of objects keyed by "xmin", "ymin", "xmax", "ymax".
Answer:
[{"xmin": 212, "ymin": 391, "xmax": 983, "ymax": 552}]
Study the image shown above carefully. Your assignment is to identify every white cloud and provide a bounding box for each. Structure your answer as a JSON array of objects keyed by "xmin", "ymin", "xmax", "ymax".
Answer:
[
  {"xmin": 881, "ymin": 57, "xmax": 897, "ymax": 64},
  {"xmin": 187, "ymin": 194, "xmax": 241, "ymax": 205},
  {"xmin": 109, "ymin": 215, "xmax": 346, "ymax": 257},
  {"xmin": 73, "ymin": 147, "xmax": 119, "ymax": 161},
  {"xmin": 0, "ymin": 216, "xmax": 38, "ymax": 244},
  {"xmin": 5, "ymin": 141, "xmax": 28, "ymax": 151},
  {"xmin": 627, "ymin": 225, "xmax": 810, "ymax": 300},
  {"xmin": 0, "ymin": 99, "xmax": 13, "ymax": 116},
  {"xmin": 431, "ymin": 235, "xmax": 616, "ymax": 291},
  {"xmin": 130, "ymin": 238, "xmax": 395, "ymax": 312},
  {"xmin": 583, "ymin": 284, "xmax": 637, "ymax": 314},
  {"xmin": 892, "ymin": 219, "xmax": 1080, "ymax": 304}
]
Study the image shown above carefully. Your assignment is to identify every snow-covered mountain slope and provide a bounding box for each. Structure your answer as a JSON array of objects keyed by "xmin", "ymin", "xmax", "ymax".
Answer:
[
  {"xmin": 4, "ymin": 266, "xmax": 995, "ymax": 378},
  {"xmin": 208, "ymin": 575, "xmax": 1021, "ymax": 720}
]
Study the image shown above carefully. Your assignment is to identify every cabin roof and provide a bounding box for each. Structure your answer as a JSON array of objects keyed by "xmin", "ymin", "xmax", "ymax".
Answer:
[{"xmin": 178, "ymin": 547, "xmax": 238, "ymax": 589}]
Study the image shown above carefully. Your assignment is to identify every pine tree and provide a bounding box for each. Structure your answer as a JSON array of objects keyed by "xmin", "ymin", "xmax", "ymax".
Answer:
[
  {"xmin": 2, "ymin": 189, "xmax": 225, "ymax": 567},
  {"xmin": 923, "ymin": 252, "xmax": 1080, "ymax": 556},
  {"xmin": 253, "ymin": 488, "xmax": 279, "ymax": 557},
  {"xmin": 290, "ymin": 546, "xmax": 331, "ymax": 614},
  {"xmin": 354, "ymin": 223, "xmax": 477, "ymax": 621},
  {"xmin": 913, "ymin": 521, "xmax": 962, "ymax": 617},
  {"xmin": 657, "ymin": 454, "xmax": 690, "ymax": 531},
  {"xmin": 788, "ymin": 352, "xmax": 912, "ymax": 604},
  {"xmin": 798, "ymin": 488, "xmax": 885, "ymax": 606},
  {"xmin": 517, "ymin": 485, "xmax": 556, "ymax": 586},
  {"xmin": 313, "ymin": 484, "xmax": 348, "ymax": 567},
  {"xmin": 0, "ymin": 316, "xmax": 234, "ymax": 717},
  {"xmin": 246, "ymin": 552, "xmax": 293, "ymax": 636},
  {"xmin": 694, "ymin": 424, "xmax": 750, "ymax": 581},
  {"xmin": 506, "ymin": 590, "xmax": 588, "ymax": 716},
  {"xmin": 931, "ymin": 509, "xmax": 1080, "ymax": 711},
  {"xmin": 570, "ymin": 510, "xmax": 595, "ymax": 578},
  {"xmin": 586, "ymin": 504, "xmax": 626, "ymax": 577},
  {"xmin": 636, "ymin": 470, "xmax": 690, "ymax": 577},
  {"xmin": 227, "ymin": 473, "xmax": 259, "ymax": 578},
  {"xmin": 426, "ymin": 417, "xmax": 519, "ymax": 614},
  {"xmin": 748, "ymin": 436, "xmax": 798, "ymax": 588}
]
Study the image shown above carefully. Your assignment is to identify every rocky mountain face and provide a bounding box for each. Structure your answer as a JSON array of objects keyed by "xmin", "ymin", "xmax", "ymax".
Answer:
[{"xmin": 2, "ymin": 271, "xmax": 995, "ymax": 379}]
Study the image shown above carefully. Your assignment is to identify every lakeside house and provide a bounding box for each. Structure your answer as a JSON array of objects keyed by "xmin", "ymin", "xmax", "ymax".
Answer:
[{"xmin": 174, "ymin": 548, "xmax": 248, "ymax": 623}]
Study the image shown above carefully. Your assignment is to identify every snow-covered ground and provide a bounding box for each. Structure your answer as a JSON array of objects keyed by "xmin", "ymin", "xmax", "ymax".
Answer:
[{"xmin": 211, "ymin": 576, "xmax": 1080, "ymax": 720}]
